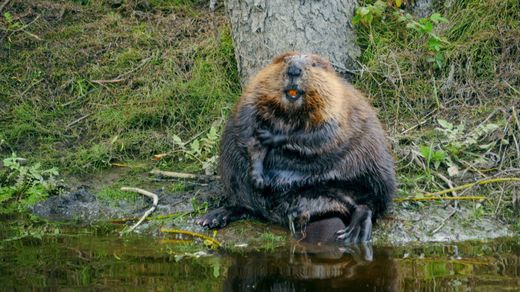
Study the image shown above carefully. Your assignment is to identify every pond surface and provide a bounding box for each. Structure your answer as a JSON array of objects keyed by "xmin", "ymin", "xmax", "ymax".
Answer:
[{"xmin": 1, "ymin": 225, "xmax": 519, "ymax": 291}]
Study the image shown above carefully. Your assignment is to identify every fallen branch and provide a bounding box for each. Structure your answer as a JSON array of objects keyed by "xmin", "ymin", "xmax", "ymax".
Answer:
[
  {"xmin": 160, "ymin": 228, "xmax": 221, "ymax": 248},
  {"xmin": 91, "ymin": 79, "xmax": 124, "ymax": 84},
  {"xmin": 150, "ymin": 169, "xmax": 220, "ymax": 180},
  {"xmin": 395, "ymin": 177, "xmax": 520, "ymax": 203},
  {"xmin": 424, "ymin": 177, "xmax": 520, "ymax": 197},
  {"xmin": 394, "ymin": 196, "xmax": 486, "ymax": 203},
  {"xmin": 120, "ymin": 187, "xmax": 159, "ymax": 234}
]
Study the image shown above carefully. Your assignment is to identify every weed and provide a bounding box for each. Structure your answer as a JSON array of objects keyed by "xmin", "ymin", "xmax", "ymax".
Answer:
[
  {"xmin": 170, "ymin": 125, "xmax": 221, "ymax": 175},
  {"xmin": 256, "ymin": 232, "xmax": 286, "ymax": 252},
  {"xmin": 0, "ymin": 154, "xmax": 60, "ymax": 214}
]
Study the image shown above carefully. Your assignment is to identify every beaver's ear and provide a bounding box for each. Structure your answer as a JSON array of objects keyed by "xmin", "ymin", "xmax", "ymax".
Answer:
[
  {"xmin": 272, "ymin": 51, "xmax": 299, "ymax": 64},
  {"xmin": 310, "ymin": 55, "xmax": 334, "ymax": 72}
]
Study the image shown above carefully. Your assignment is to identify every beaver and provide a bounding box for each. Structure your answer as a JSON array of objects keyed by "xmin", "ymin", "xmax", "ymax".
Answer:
[{"xmin": 196, "ymin": 52, "xmax": 395, "ymax": 243}]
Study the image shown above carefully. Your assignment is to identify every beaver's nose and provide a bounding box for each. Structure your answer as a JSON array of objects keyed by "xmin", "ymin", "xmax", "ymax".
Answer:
[{"xmin": 287, "ymin": 64, "xmax": 302, "ymax": 77}]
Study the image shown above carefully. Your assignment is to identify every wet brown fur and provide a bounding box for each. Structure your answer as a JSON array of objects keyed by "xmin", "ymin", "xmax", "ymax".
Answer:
[{"xmin": 199, "ymin": 52, "xmax": 395, "ymax": 243}]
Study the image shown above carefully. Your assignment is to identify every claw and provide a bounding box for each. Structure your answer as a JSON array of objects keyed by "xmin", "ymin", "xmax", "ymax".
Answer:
[{"xmin": 288, "ymin": 213, "xmax": 296, "ymax": 235}]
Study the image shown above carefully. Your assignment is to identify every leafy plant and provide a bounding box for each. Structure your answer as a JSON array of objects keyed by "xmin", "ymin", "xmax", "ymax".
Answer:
[
  {"xmin": 354, "ymin": 1, "xmax": 449, "ymax": 69},
  {"xmin": 435, "ymin": 119, "xmax": 499, "ymax": 158},
  {"xmin": 396, "ymin": 12, "xmax": 449, "ymax": 68},
  {"xmin": 2, "ymin": 12, "xmax": 22, "ymax": 30},
  {"xmin": 419, "ymin": 145, "xmax": 446, "ymax": 171},
  {"xmin": 0, "ymin": 154, "xmax": 60, "ymax": 214},
  {"xmin": 417, "ymin": 119, "xmax": 501, "ymax": 178},
  {"xmin": 171, "ymin": 125, "xmax": 221, "ymax": 174},
  {"xmin": 353, "ymin": 0, "xmax": 387, "ymax": 26}
]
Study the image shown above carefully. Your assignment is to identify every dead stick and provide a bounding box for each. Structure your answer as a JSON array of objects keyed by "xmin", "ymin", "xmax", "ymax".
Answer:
[
  {"xmin": 424, "ymin": 177, "xmax": 520, "ymax": 197},
  {"xmin": 66, "ymin": 113, "xmax": 91, "ymax": 128},
  {"xmin": 431, "ymin": 208, "xmax": 457, "ymax": 234},
  {"xmin": 91, "ymin": 79, "xmax": 124, "ymax": 84},
  {"xmin": 150, "ymin": 169, "xmax": 220, "ymax": 180},
  {"xmin": 120, "ymin": 187, "xmax": 159, "ymax": 234}
]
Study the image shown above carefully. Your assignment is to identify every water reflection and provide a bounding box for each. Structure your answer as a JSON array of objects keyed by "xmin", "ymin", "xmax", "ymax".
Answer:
[
  {"xmin": 224, "ymin": 243, "xmax": 398, "ymax": 291},
  {"xmin": 0, "ymin": 230, "xmax": 519, "ymax": 291}
]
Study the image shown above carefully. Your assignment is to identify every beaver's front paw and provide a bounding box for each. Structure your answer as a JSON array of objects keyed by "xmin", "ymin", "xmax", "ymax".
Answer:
[
  {"xmin": 251, "ymin": 169, "xmax": 267, "ymax": 189},
  {"xmin": 256, "ymin": 129, "xmax": 286, "ymax": 147}
]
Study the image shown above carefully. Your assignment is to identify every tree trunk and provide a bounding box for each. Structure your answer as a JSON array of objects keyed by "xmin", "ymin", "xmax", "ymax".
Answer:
[{"xmin": 225, "ymin": 0, "xmax": 360, "ymax": 85}]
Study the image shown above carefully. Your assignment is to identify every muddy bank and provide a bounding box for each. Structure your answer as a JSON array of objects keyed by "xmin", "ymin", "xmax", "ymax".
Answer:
[{"xmin": 32, "ymin": 183, "xmax": 513, "ymax": 246}]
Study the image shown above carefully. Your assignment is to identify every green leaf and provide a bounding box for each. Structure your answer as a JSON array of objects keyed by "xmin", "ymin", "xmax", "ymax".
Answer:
[
  {"xmin": 430, "ymin": 13, "xmax": 448, "ymax": 24},
  {"xmin": 428, "ymin": 38, "xmax": 442, "ymax": 51},
  {"xmin": 3, "ymin": 12, "xmax": 13, "ymax": 23},
  {"xmin": 358, "ymin": 7, "xmax": 370, "ymax": 16},
  {"xmin": 212, "ymin": 263, "xmax": 221, "ymax": 278},
  {"xmin": 437, "ymin": 119, "xmax": 453, "ymax": 130},
  {"xmin": 423, "ymin": 21, "xmax": 433, "ymax": 33},
  {"xmin": 172, "ymin": 134, "xmax": 183, "ymax": 146},
  {"xmin": 419, "ymin": 145, "xmax": 432, "ymax": 159},
  {"xmin": 190, "ymin": 139, "xmax": 200, "ymax": 154},
  {"xmin": 352, "ymin": 14, "xmax": 361, "ymax": 25},
  {"xmin": 395, "ymin": 0, "xmax": 402, "ymax": 8}
]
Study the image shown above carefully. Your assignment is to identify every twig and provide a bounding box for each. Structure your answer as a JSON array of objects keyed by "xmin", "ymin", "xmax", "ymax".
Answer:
[
  {"xmin": 400, "ymin": 108, "xmax": 438, "ymax": 135},
  {"xmin": 512, "ymin": 106, "xmax": 520, "ymax": 158},
  {"xmin": 160, "ymin": 228, "xmax": 221, "ymax": 248},
  {"xmin": 120, "ymin": 187, "xmax": 159, "ymax": 234},
  {"xmin": 150, "ymin": 169, "xmax": 219, "ymax": 180},
  {"xmin": 91, "ymin": 79, "xmax": 124, "ymax": 84},
  {"xmin": 424, "ymin": 177, "xmax": 520, "ymax": 197},
  {"xmin": 432, "ymin": 171, "xmax": 458, "ymax": 197},
  {"xmin": 395, "ymin": 177, "xmax": 520, "ymax": 203},
  {"xmin": 430, "ymin": 208, "xmax": 457, "ymax": 234},
  {"xmin": 394, "ymin": 196, "xmax": 486, "ymax": 203},
  {"xmin": 66, "ymin": 113, "xmax": 91, "ymax": 128},
  {"xmin": 0, "ymin": 0, "xmax": 11, "ymax": 14},
  {"xmin": 494, "ymin": 185, "xmax": 505, "ymax": 215},
  {"xmin": 91, "ymin": 56, "xmax": 151, "ymax": 85}
]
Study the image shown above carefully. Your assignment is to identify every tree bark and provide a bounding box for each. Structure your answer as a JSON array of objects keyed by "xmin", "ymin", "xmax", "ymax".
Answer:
[{"xmin": 225, "ymin": 0, "xmax": 360, "ymax": 85}]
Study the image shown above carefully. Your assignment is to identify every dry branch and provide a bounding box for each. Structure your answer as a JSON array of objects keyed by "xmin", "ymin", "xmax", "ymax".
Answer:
[
  {"xmin": 150, "ymin": 169, "xmax": 220, "ymax": 180},
  {"xmin": 395, "ymin": 177, "xmax": 520, "ymax": 203},
  {"xmin": 120, "ymin": 187, "xmax": 159, "ymax": 234}
]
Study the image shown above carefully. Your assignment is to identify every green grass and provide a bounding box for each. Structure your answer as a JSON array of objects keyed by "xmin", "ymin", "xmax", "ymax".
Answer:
[
  {"xmin": 0, "ymin": 0, "xmax": 239, "ymax": 174},
  {"xmin": 1, "ymin": 0, "xmax": 519, "ymax": 224},
  {"xmin": 354, "ymin": 0, "xmax": 519, "ymax": 221}
]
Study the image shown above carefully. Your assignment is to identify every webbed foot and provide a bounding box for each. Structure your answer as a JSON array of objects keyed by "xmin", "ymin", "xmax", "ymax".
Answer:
[{"xmin": 335, "ymin": 205, "xmax": 373, "ymax": 243}]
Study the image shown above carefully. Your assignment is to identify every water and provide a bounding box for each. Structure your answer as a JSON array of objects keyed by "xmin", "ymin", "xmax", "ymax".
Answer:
[{"xmin": 0, "ymin": 227, "xmax": 518, "ymax": 291}]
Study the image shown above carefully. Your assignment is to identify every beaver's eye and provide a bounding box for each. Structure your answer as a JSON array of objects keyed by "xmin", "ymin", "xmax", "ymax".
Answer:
[{"xmin": 311, "ymin": 62, "xmax": 317, "ymax": 67}]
